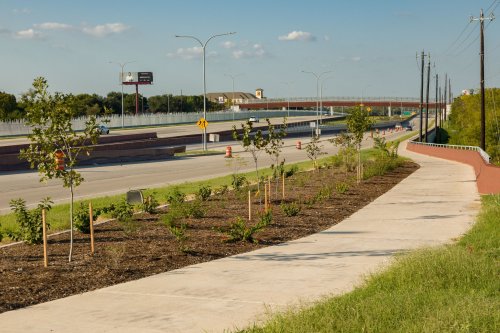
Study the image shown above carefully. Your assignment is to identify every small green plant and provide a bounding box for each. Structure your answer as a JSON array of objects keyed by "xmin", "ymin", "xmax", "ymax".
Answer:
[
  {"xmin": 280, "ymin": 202, "xmax": 301, "ymax": 217},
  {"xmin": 220, "ymin": 212, "xmax": 272, "ymax": 243},
  {"xmin": 196, "ymin": 185, "xmax": 212, "ymax": 201},
  {"xmin": 315, "ymin": 185, "xmax": 333, "ymax": 201},
  {"xmin": 168, "ymin": 223, "xmax": 189, "ymax": 252},
  {"xmin": 102, "ymin": 200, "xmax": 134, "ymax": 223},
  {"xmin": 231, "ymin": 174, "xmax": 247, "ymax": 191},
  {"xmin": 166, "ymin": 187, "xmax": 186, "ymax": 206},
  {"xmin": 284, "ymin": 164, "xmax": 299, "ymax": 178},
  {"xmin": 184, "ymin": 200, "xmax": 205, "ymax": 219},
  {"xmin": 74, "ymin": 202, "xmax": 101, "ymax": 234},
  {"xmin": 141, "ymin": 193, "xmax": 159, "ymax": 214},
  {"xmin": 8, "ymin": 197, "xmax": 53, "ymax": 244},
  {"xmin": 214, "ymin": 184, "xmax": 229, "ymax": 196},
  {"xmin": 305, "ymin": 135, "xmax": 326, "ymax": 171},
  {"xmin": 335, "ymin": 182, "xmax": 350, "ymax": 194},
  {"xmin": 162, "ymin": 207, "xmax": 184, "ymax": 228}
]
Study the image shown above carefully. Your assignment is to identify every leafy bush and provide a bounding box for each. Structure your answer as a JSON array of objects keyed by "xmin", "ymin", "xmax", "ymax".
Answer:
[
  {"xmin": 141, "ymin": 193, "xmax": 159, "ymax": 214},
  {"xmin": 363, "ymin": 155, "xmax": 402, "ymax": 179},
  {"xmin": 220, "ymin": 212, "xmax": 272, "ymax": 243},
  {"xmin": 162, "ymin": 207, "xmax": 184, "ymax": 228},
  {"xmin": 74, "ymin": 202, "xmax": 101, "ymax": 234},
  {"xmin": 315, "ymin": 185, "xmax": 333, "ymax": 202},
  {"xmin": 184, "ymin": 200, "xmax": 205, "ymax": 219},
  {"xmin": 335, "ymin": 182, "xmax": 350, "ymax": 194},
  {"xmin": 280, "ymin": 202, "xmax": 301, "ymax": 217},
  {"xmin": 231, "ymin": 174, "xmax": 247, "ymax": 191},
  {"xmin": 284, "ymin": 164, "xmax": 299, "ymax": 178},
  {"xmin": 196, "ymin": 185, "xmax": 212, "ymax": 201},
  {"xmin": 102, "ymin": 200, "xmax": 134, "ymax": 222},
  {"xmin": 166, "ymin": 187, "xmax": 186, "ymax": 206},
  {"xmin": 8, "ymin": 197, "xmax": 53, "ymax": 244},
  {"xmin": 214, "ymin": 185, "xmax": 229, "ymax": 196}
]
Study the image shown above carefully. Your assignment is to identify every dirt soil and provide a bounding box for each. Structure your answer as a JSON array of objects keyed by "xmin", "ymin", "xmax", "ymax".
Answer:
[{"xmin": 0, "ymin": 162, "xmax": 418, "ymax": 314}]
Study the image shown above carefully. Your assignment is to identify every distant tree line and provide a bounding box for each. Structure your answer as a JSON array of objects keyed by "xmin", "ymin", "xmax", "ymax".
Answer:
[
  {"xmin": 447, "ymin": 88, "xmax": 500, "ymax": 164},
  {"xmin": 0, "ymin": 91, "xmax": 226, "ymax": 121}
]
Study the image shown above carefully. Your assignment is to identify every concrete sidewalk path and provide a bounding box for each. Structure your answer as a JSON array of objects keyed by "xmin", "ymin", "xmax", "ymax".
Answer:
[{"xmin": 0, "ymin": 143, "xmax": 481, "ymax": 333}]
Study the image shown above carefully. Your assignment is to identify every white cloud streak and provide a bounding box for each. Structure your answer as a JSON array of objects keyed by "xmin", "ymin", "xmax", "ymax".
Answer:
[
  {"xmin": 82, "ymin": 23, "xmax": 129, "ymax": 37},
  {"xmin": 35, "ymin": 22, "xmax": 73, "ymax": 30},
  {"xmin": 278, "ymin": 30, "xmax": 316, "ymax": 42},
  {"xmin": 14, "ymin": 28, "xmax": 42, "ymax": 39}
]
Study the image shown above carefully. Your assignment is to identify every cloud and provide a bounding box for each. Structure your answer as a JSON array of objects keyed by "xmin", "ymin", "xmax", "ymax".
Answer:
[
  {"xmin": 0, "ymin": 28, "xmax": 11, "ymax": 35},
  {"xmin": 324, "ymin": 35, "xmax": 331, "ymax": 41},
  {"xmin": 13, "ymin": 8, "xmax": 31, "ymax": 14},
  {"xmin": 35, "ymin": 22, "xmax": 73, "ymax": 30},
  {"xmin": 351, "ymin": 56, "xmax": 361, "ymax": 62},
  {"xmin": 167, "ymin": 46, "xmax": 214, "ymax": 60},
  {"xmin": 82, "ymin": 23, "xmax": 129, "ymax": 37},
  {"xmin": 14, "ymin": 28, "xmax": 42, "ymax": 39},
  {"xmin": 222, "ymin": 41, "xmax": 236, "ymax": 49},
  {"xmin": 232, "ymin": 44, "xmax": 267, "ymax": 59},
  {"xmin": 278, "ymin": 30, "xmax": 316, "ymax": 42}
]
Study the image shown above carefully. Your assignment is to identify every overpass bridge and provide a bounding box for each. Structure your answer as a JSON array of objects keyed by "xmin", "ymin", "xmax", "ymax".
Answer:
[{"xmin": 236, "ymin": 96, "xmax": 442, "ymax": 115}]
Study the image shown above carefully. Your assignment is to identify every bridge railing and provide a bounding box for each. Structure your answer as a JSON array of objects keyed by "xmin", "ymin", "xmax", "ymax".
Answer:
[{"xmin": 238, "ymin": 96, "xmax": 421, "ymax": 104}]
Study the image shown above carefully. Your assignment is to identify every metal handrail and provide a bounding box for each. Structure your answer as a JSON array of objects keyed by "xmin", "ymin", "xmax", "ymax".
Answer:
[
  {"xmin": 238, "ymin": 96, "xmax": 422, "ymax": 104},
  {"xmin": 408, "ymin": 140, "xmax": 491, "ymax": 164}
]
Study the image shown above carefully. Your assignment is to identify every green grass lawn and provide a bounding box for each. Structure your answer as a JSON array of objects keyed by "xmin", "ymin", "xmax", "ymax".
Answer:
[{"xmin": 238, "ymin": 194, "xmax": 500, "ymax": 333}]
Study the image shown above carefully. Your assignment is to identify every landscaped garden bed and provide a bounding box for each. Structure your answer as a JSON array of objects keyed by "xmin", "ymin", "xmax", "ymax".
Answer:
[{"xmin": 0, "ymin": 160, "xmax": 418, "ymax": 314}]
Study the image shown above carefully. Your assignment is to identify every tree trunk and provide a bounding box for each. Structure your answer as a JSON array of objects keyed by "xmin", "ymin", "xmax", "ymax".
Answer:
[{"xmin": 68, "ymin": 178, "xmax": 74, "ymax": 262}]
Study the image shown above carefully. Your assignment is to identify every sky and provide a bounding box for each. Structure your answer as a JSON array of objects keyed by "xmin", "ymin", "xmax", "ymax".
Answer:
[{"xmin": 1, "ymin": 0, "xmax": 500, "ymax": 100}]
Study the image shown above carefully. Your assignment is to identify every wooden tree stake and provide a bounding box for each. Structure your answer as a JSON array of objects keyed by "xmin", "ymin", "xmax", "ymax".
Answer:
[
  {"xmin": 89, "ymin": 202, "xmax": 95, "ymax": 255},
  {"xmin": 248, "ymin": 190, "xmax": 252, "ymax": 221},
  {"xmin": 264, "ymin": 182, "xmax": 268, "ymax": 211},
  {"xmin": 42, "ymin": 208, "xmax": 48, "ymax": 268},
  {"xmin": 282, "ymin": 174, "xmax": 285, "ymax": 200}
]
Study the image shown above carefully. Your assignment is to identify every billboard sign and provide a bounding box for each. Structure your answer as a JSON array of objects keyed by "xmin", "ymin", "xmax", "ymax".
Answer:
[{"xmin": 121, "ymin": 72, "xmax": 153, "ymax": 84}]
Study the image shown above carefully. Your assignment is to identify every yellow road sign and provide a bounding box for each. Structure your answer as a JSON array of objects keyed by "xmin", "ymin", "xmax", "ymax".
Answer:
[
  {"xmin": 197, "ymin": 118, "xmax": 208, "ymax": 130},
  {"xmin": 367, "ymin": 107, "xmax": 372, "ymax": 112}
]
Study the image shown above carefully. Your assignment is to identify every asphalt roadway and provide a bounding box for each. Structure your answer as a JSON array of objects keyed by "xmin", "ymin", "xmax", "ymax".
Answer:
[
  {"xmin": 0, "ymin": 138, "xmax": 480, "ymax": 332},
  {"xmin": 0, "ymin": 126, "xmax": 410, "ymax": 214}
]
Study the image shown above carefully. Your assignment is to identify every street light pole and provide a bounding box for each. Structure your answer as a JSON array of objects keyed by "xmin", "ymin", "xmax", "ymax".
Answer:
[
  {"xmin": 225, "ymin": 73, "xmax": 242, "ymax": 122},
  {"xmin": 302, "ymin": 70, "xmax": 332, "ymax": 136},
  {"xmin": 176, "ymin": 32, "xmax": 236, "ymax": 151},
  {"xmin": 109, "ymin": 60, "xmax": 135, "ymax": 128}
]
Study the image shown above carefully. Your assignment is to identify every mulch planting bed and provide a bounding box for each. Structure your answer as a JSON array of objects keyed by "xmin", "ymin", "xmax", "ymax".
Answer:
[{"xmin": 0, "ymin": 161, "xmax": 418, "ymax": 313}]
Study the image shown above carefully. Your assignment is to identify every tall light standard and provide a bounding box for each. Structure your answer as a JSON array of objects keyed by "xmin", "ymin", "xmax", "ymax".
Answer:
[
  {"xmin": 108, "ymin": 60, "xmax": 135, "ymax": 128},
  {"xmin": 224, "ymin": 73, "xmax": 242, "ymax": 122},
  {"xmin": 175, "ymin": 32, "xmax": 236, "ymax": 150},
  {"xmin": 320, "ymin": 76, "xmax": 333, "ymax": 121},
  {"xmin": 301, "ymin": 70, "xmax": 332, "ymax": 135}
]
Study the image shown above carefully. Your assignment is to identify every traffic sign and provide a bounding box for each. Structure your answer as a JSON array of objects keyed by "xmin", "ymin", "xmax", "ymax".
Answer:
[{"xmin": 197, "ymin": 118, "xmax": 208, "ymax": 130}]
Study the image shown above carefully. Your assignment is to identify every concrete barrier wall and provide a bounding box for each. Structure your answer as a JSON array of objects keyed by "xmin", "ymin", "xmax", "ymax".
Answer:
[{"xmin": 407, "ymin": 142, "xmax": 500, "ymax": 194}]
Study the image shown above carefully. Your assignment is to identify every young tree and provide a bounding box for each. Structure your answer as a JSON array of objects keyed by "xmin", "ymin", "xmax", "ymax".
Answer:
[
  {"xmin": 329, "ymin": 132, "xmax": 357, "ymax": 174},
  {"xmin": 346, "ymin": 106, "xmax": 374, "ymax": 183},
  {"xmin": 264, "ymin": 118, "xmax": 287, "ymax": 179},
  {"xmin": 19, "ymin": 77, "xmax": 102, "ymax": 262},
  {"xmin": 305, "ymin": 135, "xmax": 326, "ymax": 171},
  {"xmin": 232, "ymin": 120, "xmax": 268, "ymax": 199}
]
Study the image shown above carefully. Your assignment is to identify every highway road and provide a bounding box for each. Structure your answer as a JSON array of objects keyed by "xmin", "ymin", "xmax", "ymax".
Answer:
[{"xmin": 0, "ymin": 124, "xmax": 413, "ymax": 214}]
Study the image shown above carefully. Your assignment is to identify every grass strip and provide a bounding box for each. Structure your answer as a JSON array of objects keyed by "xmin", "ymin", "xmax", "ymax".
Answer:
[{"xmin": 238, "ymin": 194, "xmax": 500, "ymax": 333}]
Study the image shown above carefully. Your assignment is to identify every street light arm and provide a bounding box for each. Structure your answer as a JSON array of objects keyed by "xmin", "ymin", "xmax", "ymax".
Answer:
[
  {"xmin": 205, "ymin": 32, "xmax": 236, "ymax": 47},
  {"xmin": 175, "ymin": 35, "xmax": 204, "ymax": 47}
]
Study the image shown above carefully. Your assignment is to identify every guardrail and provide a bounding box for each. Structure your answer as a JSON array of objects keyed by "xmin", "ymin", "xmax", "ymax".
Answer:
[
  {"xmin": 238, "ymin": 96, "xmax": 422, "ymax": 104},
  {"xmin": 408, "ymin": 141, "xmax": 491, "ymax": 164}
]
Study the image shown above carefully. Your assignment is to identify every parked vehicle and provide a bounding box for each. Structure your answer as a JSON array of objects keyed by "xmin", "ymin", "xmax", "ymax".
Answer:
[
  {"xmin": 98, "ymin": 125, "xmax": 110, "ymax": 134},
  {"xmin": 248, "ymin": 116, "xmax": 259, "ymax": 123}
]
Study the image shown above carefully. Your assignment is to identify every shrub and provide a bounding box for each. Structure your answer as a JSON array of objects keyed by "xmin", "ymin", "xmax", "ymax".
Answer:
[
  {"xmin": 220, "ymin": 212, "xmax": 272, "ymax": 243},
  {"xmin": 141, "ymin": 193, "xmax": 159, "ymax": 214},
  {"xmin": 166, "ymin": 187, "xmax": 186, "ymax": 206},
  {"xmin": 214, "ymin": 185, "xmax": 229, "ymax": 196},
  {"xmin": 284, "ymin": 164, "xmax": 299, "ymax": 178},
  {"xmin": 363, "ymin": 155, "xmax": 402, "ymax": 179},
  {"xmin": 102, "ymin": 200, "xmax": 134, "ymax": 222},
  {"xmin": 231, "ymin": 174, "xmax": 247, "ymax": 191},
  {"xmin": 184, "ymin": 200, "xmax": 205, "ymax": 219},
  {"xmin": 8, "ymin": 197, "xmax": 53, "ymax": 244},
  {"xmin": 280, "ymin": 202, "xmax": 301, "ymax": 217},
  {"xmin": 74, "ymin": 202, "xmax": 101, "ymax": 234},
  {"xmin": 336, "ymin": 182, "xmax": 350, "ymax": 194},
  {"xmin": 196, "ymin": 185, "xmax": 212, "ymax": 201},
  {"xmin": 162, "ymin": 207, "xmax": 184, "ymax": 228}
]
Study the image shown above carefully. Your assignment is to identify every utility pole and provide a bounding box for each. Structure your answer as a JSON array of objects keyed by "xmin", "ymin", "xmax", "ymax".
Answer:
[
  {"xmin": 435, "ymin": 73, "xmax": 439, "ymax": 143},
  {"xmin": 417, "ymin": 51, "xmax": 426, "ymax": 142},
  {"xmin": 444, "ymin": 73, "xmax": 448, "ymax": 122},
  {"xmin": 471, "ymin": 9, "xmax": 495, "ymax": 151},
  {"xmin": 424, "ymin": 54, "xmax": 431, "ymax": 142}
]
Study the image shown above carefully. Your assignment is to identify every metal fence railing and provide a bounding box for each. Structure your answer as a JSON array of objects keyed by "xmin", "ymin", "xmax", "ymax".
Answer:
[{"xmin": 408, "ymin": 140, "xmax": 491, "ymax": 164}]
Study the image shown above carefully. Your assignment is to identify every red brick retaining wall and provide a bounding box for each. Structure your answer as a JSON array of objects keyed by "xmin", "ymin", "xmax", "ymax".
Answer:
[{"xmin": 407, "ymin": 142, "xmax": 500, "ymax": 194}]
